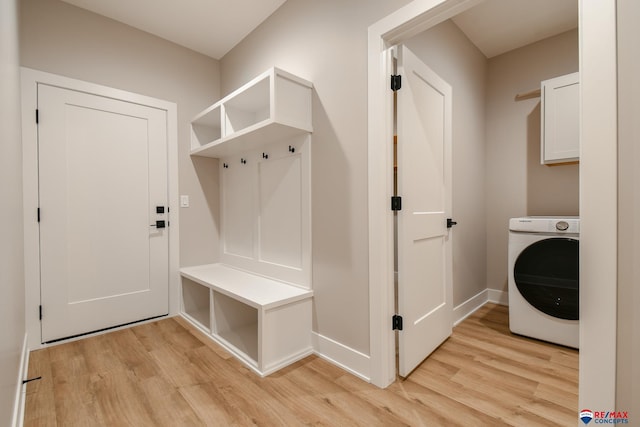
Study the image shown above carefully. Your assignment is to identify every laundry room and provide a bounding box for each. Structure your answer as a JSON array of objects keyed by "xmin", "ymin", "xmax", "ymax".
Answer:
[{"xmin": 395, "ymin": 1, "xmax": 579, "ymax": 321}]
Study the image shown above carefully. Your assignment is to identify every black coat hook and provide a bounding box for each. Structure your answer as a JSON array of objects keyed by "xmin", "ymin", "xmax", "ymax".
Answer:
[
  {"xmin": 241, "ymin": 158, "xmax": 247, "ymax": 165},
  {"xmin": 288, "ymin": 145, "xmax": 295, "ymax": 153},
  {"xmin": 223, "ymin": 163, "xmax": 229, "ymax": 169},
  {"xmin": 262, "ymin": 152, "xmax": 269, "ymax": 159}
]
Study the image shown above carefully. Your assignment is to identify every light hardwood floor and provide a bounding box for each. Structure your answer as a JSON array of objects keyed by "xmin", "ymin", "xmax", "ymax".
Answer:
[{"xmin": 24, "ymin": 304, "xmax": 578, "ymax": 426}]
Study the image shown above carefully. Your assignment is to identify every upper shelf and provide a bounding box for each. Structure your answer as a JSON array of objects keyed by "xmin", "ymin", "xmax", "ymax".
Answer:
[{"xmin": 190, "ymin": 68, "xmax": 313, "ymax": 158}]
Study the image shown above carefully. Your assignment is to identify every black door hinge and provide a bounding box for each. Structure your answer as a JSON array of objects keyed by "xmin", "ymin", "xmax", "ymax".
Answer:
[
  {"xmin": 392, "ymin": 314, "xmax": 403, "ymax": 331},
  {"xmin": 37, "ymin": 208, "xmax": 40, "ymax": 222},
  {"xmin": 39, "ymin": 305, "xmax": 43, "ymax": 320},
  {"xmin": 447, "ymin": 218, "xmax": 458, "ymax": 228},
  {"xmin": 391, "ymin": 75, "xmax": 402, "ymax": 91},
  {"xmin": 391, "ymin": 196, "xmax": 402, "ymax": 211},
  {"xmin": 36, "ymin": 109, "xmax": 39, "ymax": 124}
]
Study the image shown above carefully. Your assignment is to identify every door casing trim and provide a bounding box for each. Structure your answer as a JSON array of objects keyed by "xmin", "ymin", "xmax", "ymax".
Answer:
[
  {"xmin": 367, "ymin": 0, "xmax": 484, "ymax": 389},
  {"xmin": 21, "ymin": 67, "xmax": 180, "ymax": 350}
]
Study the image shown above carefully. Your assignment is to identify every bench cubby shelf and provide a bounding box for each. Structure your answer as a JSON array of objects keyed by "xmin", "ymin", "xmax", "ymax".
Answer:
[
  {"xmin": 181, "ymin": 263, "xmax": 313, "ymax": 377},
  {"xmin": 190, "ymin": 67, "xmax": 312, "ymax": 158}
]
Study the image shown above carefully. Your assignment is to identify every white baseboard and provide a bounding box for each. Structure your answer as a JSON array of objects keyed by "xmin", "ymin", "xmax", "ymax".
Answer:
[
  {"xmin": 488, "ymin": 289, "xmax": 509, "ymax": 306},
  {"xmin": 312, "ymin": 332, "xmax": 371, "ymax": 382},
  {"xmin": 312, "ymin": 289, "xmax": 507, "ymax": 385},
  {"xmin": 453, "ymin": 288, "xmax": 510, "ymax": 326},
  {"xmin": 453, "ymin": 289, "xmax": 489, "ymax": 326},
  {"xmin": 12, "ymin": 334, "xmax": 28, "ymax": 427}
]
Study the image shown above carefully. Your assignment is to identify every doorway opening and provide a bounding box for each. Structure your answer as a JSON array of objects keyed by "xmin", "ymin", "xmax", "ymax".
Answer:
[{"xmin": 370, "ymin": 0, "xmax": 584, "ymax": 388}]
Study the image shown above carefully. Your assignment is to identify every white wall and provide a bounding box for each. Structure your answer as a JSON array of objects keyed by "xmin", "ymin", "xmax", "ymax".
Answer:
[
  {"xmin": 616, "ymin": 0, "xmax": 640, "ymax": 416},
  {"xmin": 20, "ymin": 0, "xmax": 222, "ymax": 269},
  {"xmin": 0, "ymin": 0, "xmax": 26, "ymax": 422},
  {"xmin": 220, "ymin": 0, "xmax": 412, "ymax": 355},
  {"xmin": 485, "ymin": 30, "xmax": 579, "ymax": 293},
  {"xmin": 404, "ymin": 20, "xmax": 487, "ymax": 307}
]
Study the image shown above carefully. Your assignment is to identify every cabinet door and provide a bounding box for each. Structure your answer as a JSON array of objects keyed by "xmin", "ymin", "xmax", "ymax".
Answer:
[{"xmin": 541, "ymin": 72, "xmax": 580, "ymax": 164}]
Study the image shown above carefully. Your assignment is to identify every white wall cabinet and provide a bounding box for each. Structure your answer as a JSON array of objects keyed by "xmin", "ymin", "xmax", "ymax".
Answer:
[
  {"xmin": 541, "ymin": 72, "xmax": 580, "ymax": 164},
  {"xmin": 182, "ymin": 68, "xmax": 313, "ymax": 376}
]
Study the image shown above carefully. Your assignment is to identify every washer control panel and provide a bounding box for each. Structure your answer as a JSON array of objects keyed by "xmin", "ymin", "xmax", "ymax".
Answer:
[{"xmin": 509, "ymin": 217, "xmax": 580, "ymax": 234}]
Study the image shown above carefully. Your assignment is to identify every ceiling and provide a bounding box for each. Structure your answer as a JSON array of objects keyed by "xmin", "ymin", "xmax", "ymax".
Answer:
[
  {"xmin": 60, "ymin": 0, "xmax": 287, "ymax": 59},
  {"xmin": 452, "ymin": 0, "xmax": 578, "ymax": 58},
  {"xmin": 61, "ymin": 0, "xmax": 577, "ymax": 61}
]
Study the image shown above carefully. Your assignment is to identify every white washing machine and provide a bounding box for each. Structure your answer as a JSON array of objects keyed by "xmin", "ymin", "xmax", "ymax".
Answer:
[{"xmin": 508, "ymin": 216, "xmax": 579, "ymax": 348}]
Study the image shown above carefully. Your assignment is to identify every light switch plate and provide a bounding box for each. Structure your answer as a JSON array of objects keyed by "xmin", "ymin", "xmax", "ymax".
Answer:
[{"xmin": 180, "ymin": 195, "xmax": 189, "ymax": 208}]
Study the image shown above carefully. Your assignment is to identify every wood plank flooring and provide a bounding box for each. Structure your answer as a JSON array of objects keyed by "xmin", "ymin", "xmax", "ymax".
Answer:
[{"xmin": 24, "ymin": 303, "xmax": 578, "ymax": 426}]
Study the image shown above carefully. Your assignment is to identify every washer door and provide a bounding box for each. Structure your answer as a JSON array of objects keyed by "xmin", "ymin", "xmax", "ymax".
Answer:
[{"xmin": 514, "ymin": 237, "xmax": 579, "ymax": 320}]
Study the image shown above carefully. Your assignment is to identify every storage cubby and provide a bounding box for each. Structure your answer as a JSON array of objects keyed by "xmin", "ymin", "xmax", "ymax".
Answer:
[
  {"xmin": 181, "ymin": 278, "xmax": 211, "ymax": 332},
  {"xmin": 190, "ymin": 68, "xmax": 312, "ymax": 158},
  {"xmin": 190, "ymin": 105, "xmax": 222, "ymax": 151},
  {"xmin": 213, "ymin": 290, "xmax": 258, "ymax": 363},
  {"xmin": 224, "ymin": 76, "xmax": 270, "ymax": 135}
]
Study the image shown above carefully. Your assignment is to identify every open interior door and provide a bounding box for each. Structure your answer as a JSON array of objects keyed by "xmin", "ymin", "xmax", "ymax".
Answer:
[{"xmin": 396, "ymin": 44, "xmax": 453, "ymax": 377}]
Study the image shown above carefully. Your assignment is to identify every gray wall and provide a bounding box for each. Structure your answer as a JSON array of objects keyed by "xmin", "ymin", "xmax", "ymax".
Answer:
[
  {"xmin": 20, "ymin": 0, "xmax": 222, "ymax": 269},
  {"xmin": 485, "ymin": 30, "xmax": 579, "ymax": 293},
  {"xmin": 405, "ymin": 20, "xmax": 488, "ymax": 307},
  {"xmin": 220, "ymin": 0, "xmax": 412, "ymax": 355},
  {"xmin": 617, "ymin": 0, "xmax": 640, "ymax": 416},
  {"xmin": 0, "ymin": 0, "xmax": 26, "ymax": 421}
]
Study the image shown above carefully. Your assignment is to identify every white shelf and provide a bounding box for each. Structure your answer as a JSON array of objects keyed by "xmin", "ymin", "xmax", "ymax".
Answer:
[
  {"xmin": 190, "ymin": 67, "xmax": 312, "ymax": 158},
  {"xmin": 191, "ymin": 120, "xmax": 309, "ymax": 158}
]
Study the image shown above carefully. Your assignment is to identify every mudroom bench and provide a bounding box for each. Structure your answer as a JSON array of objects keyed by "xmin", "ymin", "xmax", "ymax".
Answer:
[{"xmin": 180, "ymin": 263, "xmax": 313, "ymax": 376}]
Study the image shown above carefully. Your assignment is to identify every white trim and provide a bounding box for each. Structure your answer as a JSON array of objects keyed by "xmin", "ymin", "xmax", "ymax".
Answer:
[
  {"xmin": 367, "ymin": 0, "xmax": 487, "ymax": 388},
  {"xmin": 11, "ymin": 334, "xmax": 28, "ymax": 427},
  {"xmin": 578, "ymin": 1, "xmax": 618, "ymax": 409},
  {"xmin": 20, "ymin": 68, "xmax": 180, "ymax": 349},
  {"xmin": 453, "ymin": 290, "xmax": 488, "ymax": 326},
  {"xmin": 487, "ymin": 289, "xmax": 509, "ymax": 306},
  {"xmin": 312, "ymin": 332, "xmax": 371, "ymax": 382}
]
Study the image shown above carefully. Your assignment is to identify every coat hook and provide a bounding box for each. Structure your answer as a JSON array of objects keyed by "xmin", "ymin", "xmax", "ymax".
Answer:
[
  {"xmin": 262, "ymin": 152, "xmax": 269, "ymax": 159},
  {"xmin": 288, "ymin": 145, "xmax": 295, "ymax": 153},
  {"xmin": 223, "ymin": 163, "xmax": 229, "ymax": 169},
  {"xmin": 241, "ymin": 158, "xmax": 247, "ymax": 165}
]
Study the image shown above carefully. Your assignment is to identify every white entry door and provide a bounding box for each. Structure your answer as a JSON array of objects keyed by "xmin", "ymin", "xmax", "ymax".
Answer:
[
  {"xmin": 38, "ymin": 83, "xmax": 169, "ymax": 343},
  {"xmin": 396, "ymin": 45, "xmax": 453, "ymax": 377}
]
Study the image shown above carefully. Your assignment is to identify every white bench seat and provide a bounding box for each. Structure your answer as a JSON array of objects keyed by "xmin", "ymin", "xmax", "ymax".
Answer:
[{"xmin": 180, "ymin": 263, "xmax": 312, "ymax": 310}]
